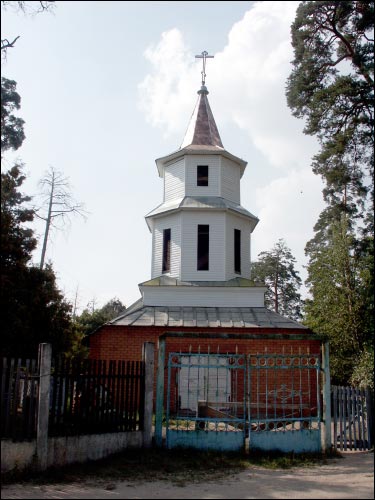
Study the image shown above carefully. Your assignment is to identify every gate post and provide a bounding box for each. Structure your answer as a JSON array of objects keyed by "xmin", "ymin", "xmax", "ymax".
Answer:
[
  {"xmin": 155, "ymin": 336, "xmax": 166, "ymax": 447},
  {"xmin": 322, "ymin": 341, "xmax": 332, "ymax": 452},
  {"xmin": 142, "ymin": 342, "xmax": 155, "ymax": 448},
  {"xmin": 36, "ymin": 343, "xmax": 52, "ymax": 471}
]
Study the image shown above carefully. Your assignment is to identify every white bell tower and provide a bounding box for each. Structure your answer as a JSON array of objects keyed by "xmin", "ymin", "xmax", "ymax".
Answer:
[{"xmin": 141, "ymin": 52, "xmax": 265, "ymax": 308}]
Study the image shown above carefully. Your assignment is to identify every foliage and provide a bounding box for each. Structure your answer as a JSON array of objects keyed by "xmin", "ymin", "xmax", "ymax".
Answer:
[
  {"xmin": 1, "ymin": 165, "xmax": 36, "ymax": 268},
  {"xmin": 1, "ymin": 76, "xmax": 85, "ymax": 359},
  {"xmin": 304, "ymin": 215, "xmax": 372, "ymax": 384},
  {"xmin": 0, "ymin": 165, "xmax": 84, "ymax": 358},
  {"xmin": 251, "ymin": 239, "xmax": 303, "ymax": 321},
  {"xmin": 75, "ymin": 298, "xmax": 126, "ymax": 336},
  {"xmin": 287, "ymin": 1, "xmax": 374, "ymax": 386},
  {"xmin": 1, "ymin": 77, "xmax": 25, "ymax": 153},
  {"xmin": 350, "ymin": 345, "xmax": 374, "ymax": 390},
  {"xmin": 286, "ymin": 0, "xmax": 374, "ymax": 228}
]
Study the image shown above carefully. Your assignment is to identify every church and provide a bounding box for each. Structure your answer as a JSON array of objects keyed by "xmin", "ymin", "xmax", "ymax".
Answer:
[
  {"xmin": 88, "ymin": 53, "xmax": 327, "ymax": 452},
  {"xmin": 89, "ymin": 52, "xmax": 319, "ymax": 363}
]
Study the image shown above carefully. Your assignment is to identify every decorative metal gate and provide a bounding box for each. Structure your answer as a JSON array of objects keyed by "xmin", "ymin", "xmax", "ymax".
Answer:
[
  {"xmin": 165, "ymin": 352, "xmax": 247, "ymax": 451},
  {"xmin": 248, "ymin": 353, "xmax": 322, "ymax": 453},
  {"xmin": 155, "ymin": 335, "xmax": 328, "ymax": 453}
]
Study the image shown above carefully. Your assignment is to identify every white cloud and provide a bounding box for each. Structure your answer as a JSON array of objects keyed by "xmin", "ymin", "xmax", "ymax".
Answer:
[
  {"xmin": 138, "ymin": 1, "xmax": 318, "ymax": 169},
  {"xmin": 138, "ymin": 1, "xmax": 325, "ymax": 294},
  {"xmin": 252, "ymin": 168, "xmax": 325, "ymax": 287}
]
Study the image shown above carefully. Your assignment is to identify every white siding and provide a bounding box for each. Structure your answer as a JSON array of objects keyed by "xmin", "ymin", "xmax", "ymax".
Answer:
[
  {"xmin": 141, "ymin": 285, "xmax": 266, "ymax": 307},
  {"xmin": 221, "ymin": 157, "xmax": 240, "ymax": 204},
  {"xmin": 225, "ymin": 212, "xmax": 251, "ymax": 280},
  {"xmin": 185, "ymin": 155, "xmax": 220, "ymax": 197},
  {"xmin": 164, "ymin": 158, "xmax": 185, "ymax": 202},
  {"xmin": 180, "ymin": 211, "xmax": 226, "ymax": 281},
  {"xmin": 151, "ymin": 213, "xmax": 181, "ymax": 278}
]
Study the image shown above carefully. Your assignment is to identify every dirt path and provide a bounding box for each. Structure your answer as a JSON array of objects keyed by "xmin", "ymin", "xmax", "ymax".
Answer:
[{"xmin": 1, "ymin": 452, "xmax": 373, "ymax": 499}]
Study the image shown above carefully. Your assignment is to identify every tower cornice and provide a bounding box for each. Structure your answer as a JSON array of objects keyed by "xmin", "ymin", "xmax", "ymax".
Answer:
[{"xmin": 155, "ymin": 147, "xmax": 247, "ymax": 178}]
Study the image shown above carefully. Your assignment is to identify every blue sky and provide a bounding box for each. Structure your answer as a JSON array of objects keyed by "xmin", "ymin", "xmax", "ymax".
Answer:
[{"xmin": 1, "ymin": 1, "xmax": 325, "ymax": 312}]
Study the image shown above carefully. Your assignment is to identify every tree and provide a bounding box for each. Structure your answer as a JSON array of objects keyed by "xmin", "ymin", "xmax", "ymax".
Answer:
[
  {"xmin": 1, "ymin": 77, "xmax": 25, "ymax": 153},
  {"xmin": 286, "ymin": 1, "xmax": 374, "ymax": 230},
  {"xmin": 304, "ymin": 215, "xmax": 372, "ymax": 384},
  {"xmin": 76, "ymin": 298, "xmax": 126, "ymax": 337},
  {"xmin": 34, "ymin": 166, "xmax": 88, "ymax": 270},
  {"xmin": 251, "ymin": 240, "xmax": 303, "ymax": 321},
  {"xmin": 0, "ymin": 167, "xmax": 75, "ymax": 358},
  {"xmin": 286, "ymin": 1, "xmax": 374, "ymax": 386},
  {"xmin": 1, "ymin": 1, "xmax": 55, "ymax": 58}
]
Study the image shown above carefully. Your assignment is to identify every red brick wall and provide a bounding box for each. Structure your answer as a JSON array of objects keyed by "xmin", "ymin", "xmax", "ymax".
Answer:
[
  {"xmin": 89, "ymin": 325, "xmax": 322, "ymax": 411},
  {"xmin": 89, "ymin": 325, "xmax": 321, "ymax": 362}
]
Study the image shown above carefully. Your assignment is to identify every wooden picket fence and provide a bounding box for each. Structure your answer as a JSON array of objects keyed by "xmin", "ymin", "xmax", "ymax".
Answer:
[
  {"xmin": 1, "ymin": 357, "xmax": 39, "ymax": 441},
  {"xmin": 49, "ymin": 357, "xmax": 145, "ymax": 436},
  {"xmin": 332, "ymin": 385, "xmax": 373, "ymax": 451},
  {"xmin": 1, "ymin": 356, "xmax": 145, "ymax": 441}
]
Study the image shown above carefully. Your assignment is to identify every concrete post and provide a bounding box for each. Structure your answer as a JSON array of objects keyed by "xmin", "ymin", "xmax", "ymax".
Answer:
[
  {"xmin": 155, "ymin": 337, "xmax": 166, "ymax": 448},
  {"xmin": 322, "ymin": 341, "xmax": 332, "ymax": 453},
  {"xmin": 142, "ymin": 342, "xmax": 155, "ymax": 448},
  {"xmin": 36, "ymin": 343, "xmax": 52, "ymax": 471}
]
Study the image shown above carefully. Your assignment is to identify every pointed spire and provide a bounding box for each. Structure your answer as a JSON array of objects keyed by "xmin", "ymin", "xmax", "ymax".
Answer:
[
  {"xmin": 180, "ymin": 87, "xmax": 224, "ymax": 149},
  {"xmin": 180, "ymin": 51, "xmax": 224, "ymax": 150}
]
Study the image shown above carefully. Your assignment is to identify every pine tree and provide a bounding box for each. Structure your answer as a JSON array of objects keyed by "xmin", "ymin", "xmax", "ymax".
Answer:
[
  {"xmin": 286, "ymin": 1, "xmax": 374, "ymax": 385},
  {"xmin": 251, "ymin": 240, "xmax": 303, "ymax": 321}
]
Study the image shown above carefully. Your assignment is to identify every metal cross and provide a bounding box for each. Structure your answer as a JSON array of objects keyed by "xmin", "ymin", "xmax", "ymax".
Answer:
[{"xmin": 195, "ymin": 50, "xmax": 214, "ymax": 86}]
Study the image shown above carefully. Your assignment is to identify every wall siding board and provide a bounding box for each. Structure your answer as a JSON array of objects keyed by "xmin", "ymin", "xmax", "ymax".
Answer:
[
  {"xmin": 221, "ymin": 157, "xmax": 241, "ymax": 204},
  {"xmin": 164, "ymin": 159, "xmax": 185, "ymax": 202},
  {"xmin": 185, "ymin": 155, "xmax": 220, "ymax": 197},
  {"xmin": 225, "ymin": 213, "xmax": 251, "ymax": 280},
  {"xmin": 180, "ymin": 211, "xmax": 225, "ymax": 281},
  {"xmin": 152, "ymin": 213, "xmax": 181, "ymax": 279}
]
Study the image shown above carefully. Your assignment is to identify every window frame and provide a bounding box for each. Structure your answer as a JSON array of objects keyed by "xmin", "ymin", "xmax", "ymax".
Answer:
[
  {"xmin": 234, "ymin": 228, "xmax": 241, "ymax": 274},
  {"xmin": 197, "ymin": 165, "xmax": 209, "ymax": 187},
  {"xmin": 162, "ymin": 228, "xmax": 171, "ymax": 273},
  {"xmin": 197, "ymin": 224, "xmax": 209, "ymax": 271}
]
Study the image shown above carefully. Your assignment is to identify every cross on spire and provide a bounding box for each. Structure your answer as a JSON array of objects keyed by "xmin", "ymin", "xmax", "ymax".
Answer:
[{"xmin": 195, "ymin": 50, "xmax": 214, "ymax": 86}]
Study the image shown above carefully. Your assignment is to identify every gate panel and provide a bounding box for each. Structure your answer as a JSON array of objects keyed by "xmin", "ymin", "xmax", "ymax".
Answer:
[
  {"xmin": 166, "ymin": 352, "xmax": 246, "ymax": 451},
  {"xmin": 248, "ymin": 354, "xmax": 321, "ymax": 453}
]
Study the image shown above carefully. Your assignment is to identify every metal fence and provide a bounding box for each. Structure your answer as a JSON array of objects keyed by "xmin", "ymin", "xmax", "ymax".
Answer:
[{"xmin": 332, "ymin": 385, "xmax": 373, "ymax": 451}]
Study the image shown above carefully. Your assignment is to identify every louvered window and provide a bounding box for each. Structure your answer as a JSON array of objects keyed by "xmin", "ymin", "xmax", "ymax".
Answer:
[
  {"xmin": 234, "ymin": 229, "xmax": 241, "ymax": 274},
  {"xmin": 197, "ymin": 165, "xmax": 208, "ymax": 186},
  {"xmin": 197, "ymin": 225, "xmax": 209, "ymax": 270},
  {"xmin": 162, "ymin": 228, "xmax": 171, "ymax": 273}
]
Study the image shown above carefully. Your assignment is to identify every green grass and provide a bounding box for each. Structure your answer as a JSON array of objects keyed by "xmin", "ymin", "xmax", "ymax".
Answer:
[{"xmin": 1, "ymin": 447, "xmax": 341, "ymax": 487}]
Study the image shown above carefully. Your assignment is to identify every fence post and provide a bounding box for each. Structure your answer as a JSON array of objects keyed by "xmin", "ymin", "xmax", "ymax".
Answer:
[
  {"xmin": 142, "ymin": 342, "xmax": 155, "ymax": 448},
  {"xmin": 36, "ymin": 343, "xmax": 52, "ymax": 471},
  {"xmin": 322, "ymin": 341, "xmax": 332, "ymax": 453},
  {"xmin": 155, "ymin": 337, "xmax": 165, "ymax": 448}
]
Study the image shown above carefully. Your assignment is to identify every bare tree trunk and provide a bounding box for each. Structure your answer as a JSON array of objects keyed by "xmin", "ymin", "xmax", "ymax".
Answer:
[{"xmin": 39, "ymin": 170, "xmax": 55, "ymax": 269}]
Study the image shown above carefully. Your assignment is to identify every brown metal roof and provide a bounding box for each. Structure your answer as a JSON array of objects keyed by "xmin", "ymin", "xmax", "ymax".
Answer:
[{"xmin": 180, "ymin": 87, "xmax": 224, "ymax": 149}]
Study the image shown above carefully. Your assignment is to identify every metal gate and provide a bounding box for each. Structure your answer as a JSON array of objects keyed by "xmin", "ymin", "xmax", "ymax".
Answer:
[
  {"xmin": 248, "ymin": 353, "xmax": 322, "ymax": 453},
  {"xmin": 155, "ymin": 335, "xmax": 328, "ymax": 453},
  {"xmin": 332, "ymin": 386, "xmax": 373, "ymax": 451},
  {"xmin": 165, "ymin": 351, "xmax": 247, "ymax": 451}
]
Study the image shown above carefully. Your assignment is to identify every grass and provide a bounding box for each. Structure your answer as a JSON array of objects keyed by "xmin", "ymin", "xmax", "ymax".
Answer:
[{"xmin": 1, "ymin": 447, "xmax": 341, "ymax": 488}]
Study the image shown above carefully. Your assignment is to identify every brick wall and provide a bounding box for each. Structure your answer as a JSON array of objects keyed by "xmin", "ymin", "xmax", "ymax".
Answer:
[
  {"xmin": 89, "ymin": 325, "xmax": 321, "ymax": 362},
  {"xmin": 89, "ymin": 325, "xmax": 321, "ymax": 410}
]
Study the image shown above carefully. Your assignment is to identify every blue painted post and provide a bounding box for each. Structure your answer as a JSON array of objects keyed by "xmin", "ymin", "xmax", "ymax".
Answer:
[
  {"xmin": 322, "ymin": 341, "xmax": 332, "ymax": 452},
  {"xmin": 155, "ymin": 337, "xmax": 166, "ymax": 448}
]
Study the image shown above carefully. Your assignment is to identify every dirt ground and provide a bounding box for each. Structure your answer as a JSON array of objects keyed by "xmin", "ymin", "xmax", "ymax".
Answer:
[{"xmin": 1, "ymin": 451, "xmax": 373, "ymax": 499}]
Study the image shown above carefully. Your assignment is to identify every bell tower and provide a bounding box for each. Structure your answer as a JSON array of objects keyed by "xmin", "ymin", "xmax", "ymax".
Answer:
[{"xmin": 145, "ymin": 52, "xmax": 259, "ymax": 286}]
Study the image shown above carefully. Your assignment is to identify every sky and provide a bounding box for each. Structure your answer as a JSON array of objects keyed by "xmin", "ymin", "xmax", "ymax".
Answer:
[{"xmin": 1, "ymin": 0, "xmax": 326, "ymax": 313}]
